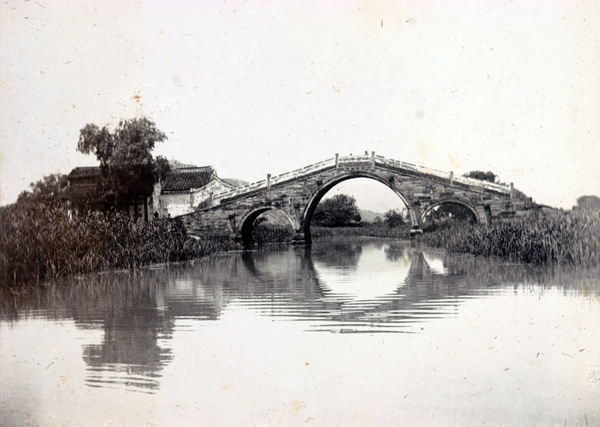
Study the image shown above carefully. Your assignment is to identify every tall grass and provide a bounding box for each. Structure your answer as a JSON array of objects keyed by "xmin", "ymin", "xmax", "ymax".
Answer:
[
  {"xmin": 251, "ymin": 225, "xmax": 294, "ymax": 244},
  {"xmin": 422, "ymin": 210, "xmax": 600, "ymax": 266},
  {"xmin": 0, "ymin": 204, "xmax": 239, "ymax": 287}
]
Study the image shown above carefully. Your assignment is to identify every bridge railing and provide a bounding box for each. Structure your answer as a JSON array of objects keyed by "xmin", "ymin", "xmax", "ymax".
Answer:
[
  {"xmin": 271, "ymin": 157, "xmax": 336, "ymax": 186},
  {"xmin": 212, "ymin": 157, "xmax": 336, "ymax": 202},
  {"xmin": 211, "ymin": 153, "xmax": 511, "ymax": 204},
  {"xmin": 374, "ymin": 155, "xmax": 510, "ymax": 194},
  {"xmin": 337, "ymin": 153, "xmax": 372, "ymax": 164},
  {"xmin": 451, "ymin": 174, "xmax": 510, "ymax": 193}
]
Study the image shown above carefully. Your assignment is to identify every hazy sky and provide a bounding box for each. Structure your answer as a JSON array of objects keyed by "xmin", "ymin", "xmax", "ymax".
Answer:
[{"xmin": 1, "ymin": 0, "xmax": 599, "ymax": 210}]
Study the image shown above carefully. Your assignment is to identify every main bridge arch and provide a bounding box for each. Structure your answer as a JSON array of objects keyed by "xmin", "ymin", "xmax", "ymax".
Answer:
[
  {"xmin": 301, "ymin": 171, "xmax": 417, "ymax": 237},
  {"xmin": 179, "ymin": 153, "xmax": 530, "ymax": 243}
]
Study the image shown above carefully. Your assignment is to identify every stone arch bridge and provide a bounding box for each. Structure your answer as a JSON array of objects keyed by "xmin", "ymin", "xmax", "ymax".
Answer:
[{"xmin": 180, "ymin": 153, "xmax": 535, "ymax": 243}]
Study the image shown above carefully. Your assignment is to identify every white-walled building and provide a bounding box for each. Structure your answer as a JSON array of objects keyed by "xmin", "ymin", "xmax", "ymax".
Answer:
[
  {"xmin": 66, "ymin": 165, "xmax": 239, "ymax": 220},
  {"xmin": 158, "ymin": 167, "xmax": 236, "ymax": 217}
]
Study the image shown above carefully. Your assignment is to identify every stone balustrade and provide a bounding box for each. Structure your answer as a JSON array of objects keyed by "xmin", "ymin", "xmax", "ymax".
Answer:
[
  {"xmin": 373, "ymin": 155, "xmax": 510, "ymax": 195},
  {"xmin": 211, "ymin": 153, "xmax": 511, "ymax": 205}
]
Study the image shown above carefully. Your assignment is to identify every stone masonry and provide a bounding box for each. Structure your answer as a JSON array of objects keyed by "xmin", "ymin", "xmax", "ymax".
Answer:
[{"xmin": 180, "ymin": 153, "xmax": 537, "ymax": 243}]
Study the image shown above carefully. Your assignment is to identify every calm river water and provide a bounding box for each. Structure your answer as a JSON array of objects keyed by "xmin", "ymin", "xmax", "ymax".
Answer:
[{"xmin": 1, "ymin": 239, "xmax": 599, "ymax": 426}]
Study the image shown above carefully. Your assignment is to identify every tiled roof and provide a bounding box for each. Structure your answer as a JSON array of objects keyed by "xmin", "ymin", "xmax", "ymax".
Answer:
[
  {"xmin": 161, "ymin": 167, "xmax": 214, "ymax": 193},
  {"xmin": 68, "ymin": 166, "xmax": 102, "ymax": 180},
  {"xmin": 67, "ymin": 165, "xmax": 217, "ymax": 193}
]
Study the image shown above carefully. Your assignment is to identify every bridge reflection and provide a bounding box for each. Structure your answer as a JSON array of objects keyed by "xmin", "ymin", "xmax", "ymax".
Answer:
[{"xmin": 3, "ymin": 240, "xmax": 599, "ymax": 393}]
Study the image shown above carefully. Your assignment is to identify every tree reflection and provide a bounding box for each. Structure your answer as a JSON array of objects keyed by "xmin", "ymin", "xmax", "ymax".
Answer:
[
  {"xmin": 310, "ymin": 241, "xmax": 363, "ymax": 268},
  {"xmin": 384, "ymin": 243, "xmax": 407, "ymax": 262},
  {"xmin": 80, "ymin": 283, "xmax": 173, "ymax": 391}
]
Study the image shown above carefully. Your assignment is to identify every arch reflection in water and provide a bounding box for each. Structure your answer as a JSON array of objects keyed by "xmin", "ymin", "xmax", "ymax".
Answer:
[
  {"xmin": 310, "ymin": 241, "xmax": 410, "ymax": 302},
  {"xmin": 172, "ymin": 240, "xmax": 479, "ymax": 334},
  {"xmin": 4, "ymin": 238, "xmax": 599, "ymax": 397}
]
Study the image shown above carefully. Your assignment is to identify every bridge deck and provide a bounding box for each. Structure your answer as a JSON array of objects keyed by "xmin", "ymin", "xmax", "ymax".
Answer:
[{"xmin": 211, "ymin": 154, "xmax": 510, "ymax": 204}]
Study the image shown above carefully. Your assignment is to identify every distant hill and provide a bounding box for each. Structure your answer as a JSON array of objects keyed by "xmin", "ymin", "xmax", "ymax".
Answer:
[
  {"xmin": 222, "ymin": 178, "xmax": 249, "ymax": 188},
  {"xmin": 359, "ymin": 209, "xmax": 384, "ymax": 223},
  {"xmin": 256, "ymin": 210, "xmax": 293, "ymax": 228},
  {"xmin": 168, "ymin": 159, "xmax": 198, "ymax": 169}
]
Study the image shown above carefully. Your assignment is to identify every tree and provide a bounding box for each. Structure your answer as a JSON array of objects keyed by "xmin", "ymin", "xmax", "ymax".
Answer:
[
  {"xmin": 463, "ymin": 170, "xmax": 497, "ymax": 183},
  {"xmin": 154, "ymin": 156, "xmax": 171, "ymax": 184},
  {"xmin": 77, "ymin": 117, "xmax": 169, "ymax": 211},
  {"xmin": 15, "ymin": 173, "xmax": 68, "ymax": 209},
  {"xmin": 575, "ymin": 195, "xmax": 600, "ymax": 211},
  {"xmin": 313, "ymin": 194, "xmax": 361, "ymax": 227},
  {"xmin": 435, "ymin": 203, "xmax": 475, "ymax": 221},
  {"xmin": 383, "ymin": 209, "xmax": 407, "ymax": 228},
  {"xmin": 423, "ymin": 202, "xmax": 476, "ymax": 231}
]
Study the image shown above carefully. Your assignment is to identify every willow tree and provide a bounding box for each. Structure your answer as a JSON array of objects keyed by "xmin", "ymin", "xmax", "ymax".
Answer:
[{"xmin": 77, "ymin": 117, "xmax": 169, "ymax": 213}]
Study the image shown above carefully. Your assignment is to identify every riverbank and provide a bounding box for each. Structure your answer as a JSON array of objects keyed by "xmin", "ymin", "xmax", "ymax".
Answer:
[
  {"xmin": 421, "ymin": 210, "xmax": 600, "ymax": 267},
  {"xmin": 3, "ymin": 204, "xmax": 598, "ymax": 288},
  {"xmin": 311, "ymin": 225, "xmax": 410, "ymax": 240},
  {"xmin": 248, "ymin": 224, "xmax": 410, "ymax": 245},
  {"xmin": 0, "ymin": 203, "xmax": 407, "ymax": 288},
  {"xmin": 0, "ymin": 205, "xmax": 240, "ymax": 288}
]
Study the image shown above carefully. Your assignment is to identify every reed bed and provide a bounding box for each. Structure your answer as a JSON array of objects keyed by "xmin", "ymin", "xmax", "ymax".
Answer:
[
  {"xmin": 0, "ymin": 205, "xmax": 239, "ymax": 287},
  {"xmin": 251, "ymin": 225, "xmax": 294, "ymax": 244},
  {"xmin": 422, "ymin": 210, "xmax": 600, "ymax": 266}
]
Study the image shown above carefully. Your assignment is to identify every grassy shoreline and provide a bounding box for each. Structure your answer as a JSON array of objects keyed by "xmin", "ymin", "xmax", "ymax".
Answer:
[
  {"xmin": 421, "ymin": 210, "xmax": 600, "ymax": 267},
  {"xmin": 0, "ymin": 205, "xmax": 241, "ymax": 288},
  {"xmin": 3, "ymin": 204, "xmax": 598, "ymax": 289},
  {"xmin": 310, "ymin": 225, "xmax": 410, "ymax": 240}
]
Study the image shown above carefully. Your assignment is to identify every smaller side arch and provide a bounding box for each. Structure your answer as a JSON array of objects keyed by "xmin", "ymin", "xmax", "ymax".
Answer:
[
  {"xmin": 238, "ymin": 207, "xmax": 299, "ymax": 244},
  {"xmin": 420, "ymin": 199, "xmax": 480, "ymax": 226}
]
